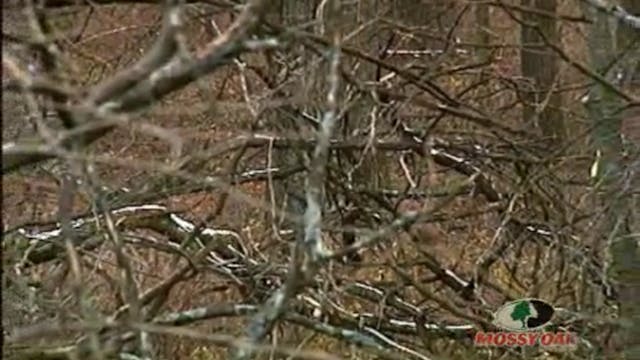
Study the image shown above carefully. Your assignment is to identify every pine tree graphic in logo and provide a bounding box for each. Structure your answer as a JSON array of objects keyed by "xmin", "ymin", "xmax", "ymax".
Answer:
[{"xmin": 511, "ymin": 301, "xmax": 532, "ymax": 329}]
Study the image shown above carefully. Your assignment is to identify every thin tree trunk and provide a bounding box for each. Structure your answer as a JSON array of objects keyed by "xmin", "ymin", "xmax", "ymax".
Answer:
[
  {"xmin": 475, "ymin": 0, "xmax": 491, "ymax": 63},
  {"xmin": 520, "ymin": 0, "xmax": 565, "ymax": 143},
  {"xmin": 264, "ymin": 0, "xmax": 318, "ymax": 232}
]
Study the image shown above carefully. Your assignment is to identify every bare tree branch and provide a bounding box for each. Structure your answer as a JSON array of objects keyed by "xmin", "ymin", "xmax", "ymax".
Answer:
[
  {"xmin": 581, "ymin": 0, "xmax": 640, "ymax": 29},
  {"xmin": 2, "ymin": 0, "xmax": 272, "ymax": 174}
]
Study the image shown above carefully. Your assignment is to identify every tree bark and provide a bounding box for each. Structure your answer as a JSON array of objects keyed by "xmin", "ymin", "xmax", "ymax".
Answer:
[
  {"xmin": 520, "ymin": 0, "xmax": 565, "ymax": 143},
  {"xmin": 265, "ymin": 0, "xmax": 318, "ymax": 232},
  {"xmin": 475, "ymin": 0, "xmax": 491, "ymax": 63},
  {"xmin": 581, "ymin": 2, "xmax": 640, "ymax": 358}
]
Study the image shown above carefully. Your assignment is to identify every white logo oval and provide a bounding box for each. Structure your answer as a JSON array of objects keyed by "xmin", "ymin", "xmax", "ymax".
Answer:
[{"xmin": 492, "ymin": 298, "xmax": 555, "ymax": 332}]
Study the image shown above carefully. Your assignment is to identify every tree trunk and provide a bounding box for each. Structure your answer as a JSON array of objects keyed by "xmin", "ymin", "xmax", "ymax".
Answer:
[
  {"xmin": 519, "ymin": 0, "xmax": 565, "ymax": 143},
  {"xmin": 474, "ymin": 0, "xmax": 491, "ymax": 63},
  {"xmin": 581, "ymin": 2, "xmax": 640, "ymax": 358},
  {"xmin": 264, "ymin": 0, "xmax": 318, "ymax": 232}
]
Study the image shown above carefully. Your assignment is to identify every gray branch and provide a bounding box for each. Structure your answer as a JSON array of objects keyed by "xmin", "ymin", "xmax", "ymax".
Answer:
[{"xmin": 581, "ymin": 0, "xmax": 640, "ymax": 30}]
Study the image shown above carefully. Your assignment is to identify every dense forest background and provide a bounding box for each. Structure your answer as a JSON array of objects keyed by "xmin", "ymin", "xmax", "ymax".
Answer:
[{"xmin": 2, "ymin": 1, "xmax": 639, "ymax": 359}]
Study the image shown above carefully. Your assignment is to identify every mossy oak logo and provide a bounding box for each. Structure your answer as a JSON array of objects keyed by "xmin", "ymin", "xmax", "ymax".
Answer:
[
  {"xmin": 492, "ymin": 299, "xmax": 554, "ymax": 331},
  {"xmin": 475, "ymin": 298, "xmax": 577, "ymax": 348}
]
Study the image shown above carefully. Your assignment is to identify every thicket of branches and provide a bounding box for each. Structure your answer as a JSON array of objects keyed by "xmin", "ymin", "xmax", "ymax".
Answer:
[{"xmin": 2, "ymin": 1, "xmax": 638, "ymax": 360}]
